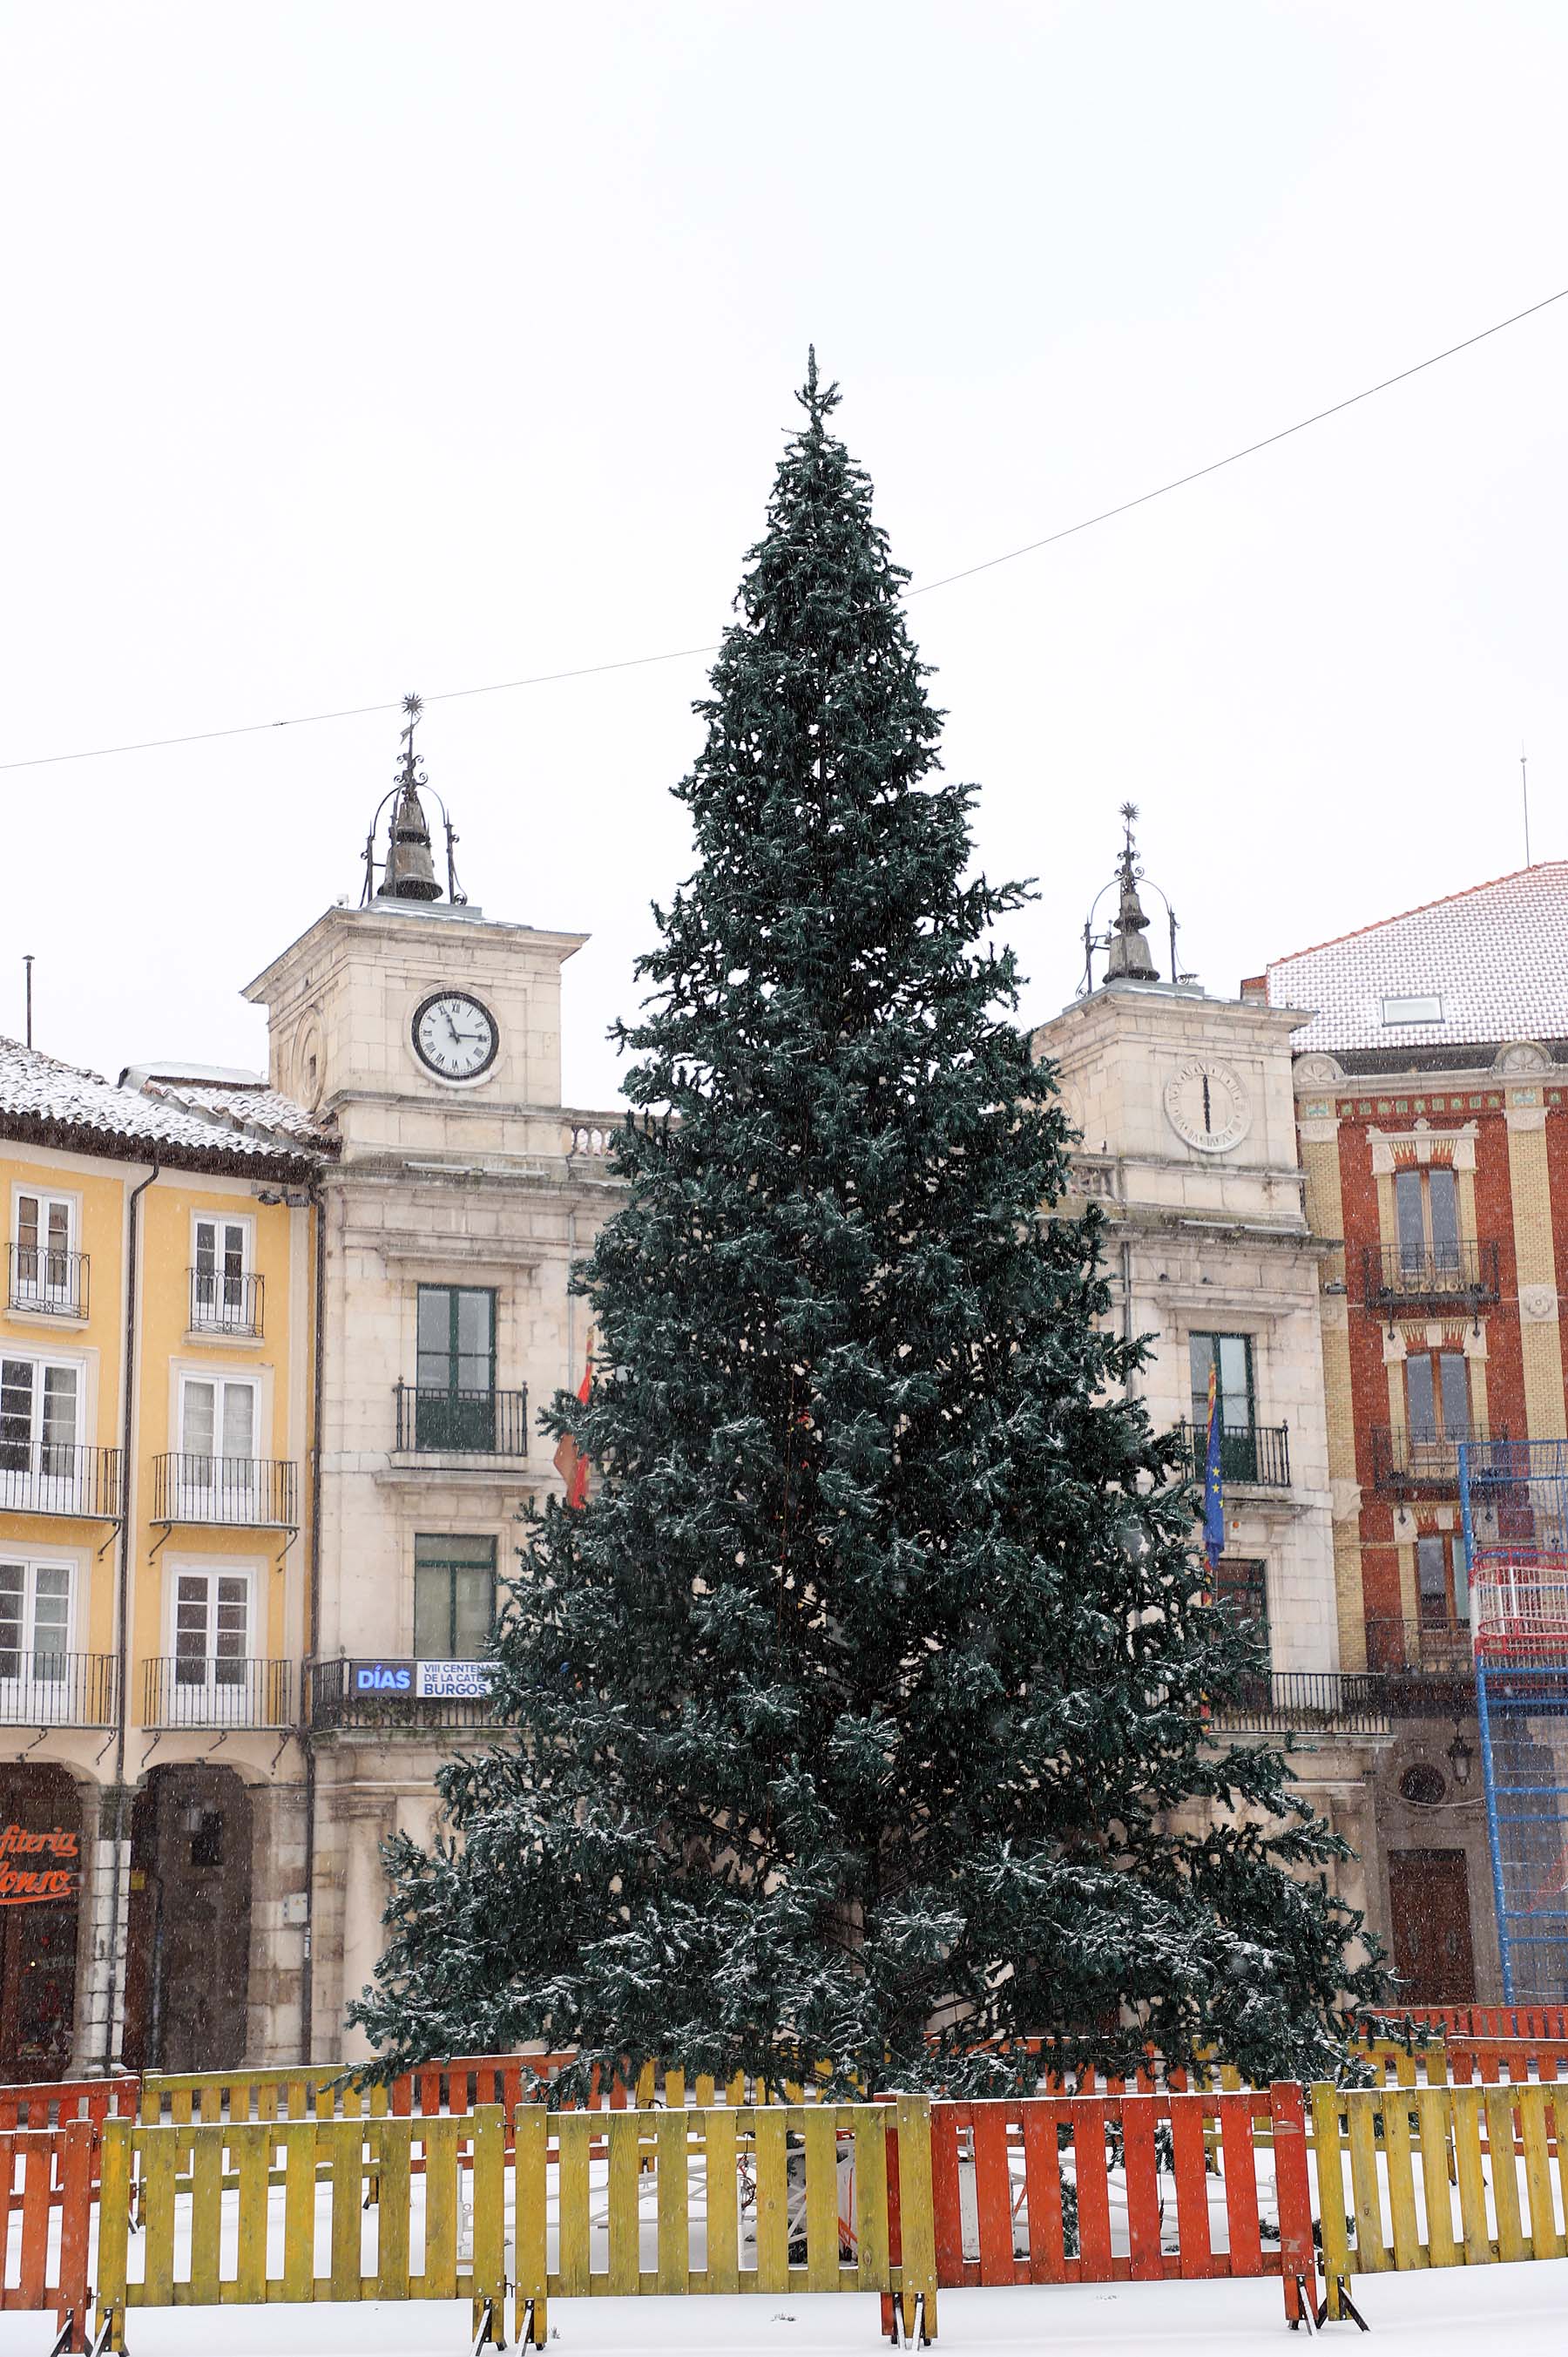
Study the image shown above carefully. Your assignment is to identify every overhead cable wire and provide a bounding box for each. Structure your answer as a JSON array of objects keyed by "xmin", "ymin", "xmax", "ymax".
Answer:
[{"xmin": 3, "ymin": 281, "xmax": 1565, "ymax": 776}]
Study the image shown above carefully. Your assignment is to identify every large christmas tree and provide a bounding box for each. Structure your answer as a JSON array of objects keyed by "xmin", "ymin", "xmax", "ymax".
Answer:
[{"xmin": 351, "ymin": 358, "xmax": 1380, "ymax": 2091}]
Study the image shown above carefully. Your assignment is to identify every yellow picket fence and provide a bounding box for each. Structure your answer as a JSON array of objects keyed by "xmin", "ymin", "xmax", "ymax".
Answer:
[
  {"xmin": 94, "ymin": 2108, "xmax": 509, "ymax": 2352},
  {"xmin": 1311, "ymin": 2078, "xmax": 1567, "ymax": 2320},
  {"xmin": 139, "ymin": 2065, "xmax": 395, "ymax": 2125},
  {"xmin": 513, "ymin": 2096, "xmax": 937, "ymax": 2346}
]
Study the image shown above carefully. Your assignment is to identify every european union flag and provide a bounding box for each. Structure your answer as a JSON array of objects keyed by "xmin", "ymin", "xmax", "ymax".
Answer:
[{"xmin": 1203, "ymin": 1365, "xmax": 1225, "ymax": 1570}]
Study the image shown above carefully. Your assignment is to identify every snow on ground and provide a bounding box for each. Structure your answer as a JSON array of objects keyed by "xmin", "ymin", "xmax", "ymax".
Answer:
[{"xmin": 0, "ymin": 2264, "xmax": 1565, "ymax": 2356}]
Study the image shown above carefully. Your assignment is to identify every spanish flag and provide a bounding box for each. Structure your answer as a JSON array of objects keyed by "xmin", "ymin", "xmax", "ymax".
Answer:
[{"xmin": 553, "ymin": 1333, "xmax": 594, "ymax": 1509}]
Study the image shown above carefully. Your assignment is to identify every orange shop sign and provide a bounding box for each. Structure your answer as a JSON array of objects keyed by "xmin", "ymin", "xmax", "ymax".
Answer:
[{"xmin": 0, "ymin": 1824, "xmax": 78, "ymax": 1905}]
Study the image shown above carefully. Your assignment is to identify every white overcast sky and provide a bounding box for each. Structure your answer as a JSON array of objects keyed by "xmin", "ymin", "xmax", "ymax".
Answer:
[{"xmin": 3, "ymin": 3, "xmax": 1565, "ymax": 1109}]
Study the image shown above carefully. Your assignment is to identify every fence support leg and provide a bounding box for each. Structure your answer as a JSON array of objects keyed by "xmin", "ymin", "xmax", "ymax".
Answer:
[{"xmin": 1316, "ymin": 2275, "xmax": 1369, "ymax": 2332}]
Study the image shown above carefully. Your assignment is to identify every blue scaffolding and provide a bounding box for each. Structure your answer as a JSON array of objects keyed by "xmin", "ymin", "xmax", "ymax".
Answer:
[{"xmin": 1460, "ymin": 1438, "xmax": 1568, "ymax": 2001}]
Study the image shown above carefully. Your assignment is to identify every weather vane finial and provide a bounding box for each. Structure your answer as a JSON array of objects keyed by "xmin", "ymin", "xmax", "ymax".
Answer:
[{"xmin": 359, "ymin": 691, "xmax": 466, "ymax": 906}]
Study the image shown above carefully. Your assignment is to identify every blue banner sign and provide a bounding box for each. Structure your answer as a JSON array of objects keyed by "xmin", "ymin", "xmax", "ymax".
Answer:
[{"xmin": 352, "ymin": 1660, "xmax": 414, "ymax": 1694}]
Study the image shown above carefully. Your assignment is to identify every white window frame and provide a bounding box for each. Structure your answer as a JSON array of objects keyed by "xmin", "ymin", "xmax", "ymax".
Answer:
[
  {"xmin": 10, "ymin": 1187, "xmax": 79, "ymax": 1314},
  {"xmin": 0, "ymin": 1551, "xmax": 76, "ymax": 1719},
  {"xmin": 0, "ymin": 1351, "xmax": 87, "ymax": 1508},
  {"xmin": 174, "ymin": 1373, "xmax": 260, "ymax": 1521},
  {"xmin": 166, "ymin": 1560, "xmax": 257, "ymax": 1720},
  {"xmin": 189, "ymin": 1211, "xmax": 255, "ymax": 1331}
]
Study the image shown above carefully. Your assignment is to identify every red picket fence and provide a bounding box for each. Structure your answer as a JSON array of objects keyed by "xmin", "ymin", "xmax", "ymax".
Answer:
[
  {"xmin": 1386, "ymin": 2004, "xmax": 1568, "ymax": 2042},
  {"xmin": 1445, "ymin": 2035, "xmax": 1568, "ymax": 2084},
  {"xmin": 0, "ymin": 2122, "xmax": 95, "ymax": 2350},
  {"xmin": 0, "ymin": 2077, "xmax": 138, "ymax": 2133},
  {"xmin": 928, "ymin": 2084, "xmax": 1317, "ymax": 2323}
]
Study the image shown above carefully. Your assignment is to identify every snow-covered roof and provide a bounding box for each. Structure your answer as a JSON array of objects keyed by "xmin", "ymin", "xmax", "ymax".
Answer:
[
  {"xmin": 1265, "ymin": 862, "xmax": 1568, "ymax": 1055},
  {"xmin": 0, "ymin": 1038, "xmax": 316, "ymax": 1173},
  {"xmin": 136, "ymin": 1076, "xmax": 335, "ymax": 1153}
]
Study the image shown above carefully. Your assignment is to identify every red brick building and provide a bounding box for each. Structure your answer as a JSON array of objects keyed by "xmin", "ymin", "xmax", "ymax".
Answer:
[{"xmin": 1261, "ymin": 861, "xmax": 1568, "ymax": 2001}]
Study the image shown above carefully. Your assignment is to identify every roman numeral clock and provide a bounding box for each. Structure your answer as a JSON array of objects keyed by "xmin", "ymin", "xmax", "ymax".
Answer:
[
  {"xmin": 1163, "ymin": 1059, "xmax": 1251, "ymax": 1155},
  {"xmin": 410, "ymin": 990, "xmax": 500, "ymax": 1082}
]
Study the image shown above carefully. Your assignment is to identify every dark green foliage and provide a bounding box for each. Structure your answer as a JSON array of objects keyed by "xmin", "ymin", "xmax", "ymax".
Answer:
[{"xmin": 350, "ymin": 358, "xmax": 1382, "ymax": 2094}]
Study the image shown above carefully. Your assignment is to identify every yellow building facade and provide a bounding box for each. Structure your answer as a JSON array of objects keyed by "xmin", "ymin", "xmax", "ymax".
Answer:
[{"xmin": 0, "ymin": 1040, "xmax": 320, "ymax": 2075}]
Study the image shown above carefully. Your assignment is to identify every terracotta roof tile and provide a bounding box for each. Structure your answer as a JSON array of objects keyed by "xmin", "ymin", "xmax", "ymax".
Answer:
[
  {"xmin": 139, "ymin": 1078, "xmax": 335, "ymax": 1153},
  {"xmin": 1265, "ymin": 862, "xmax": 1568, "ymax": 1054},
  {"xmin": 0, "ymin": 1038, "xmax": 308, "ymax": 1167}
]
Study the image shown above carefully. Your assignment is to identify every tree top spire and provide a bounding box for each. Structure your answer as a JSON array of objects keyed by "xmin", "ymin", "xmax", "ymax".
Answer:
[{"xmin": 798, "ymin": 344, "xmax": 839, "ymax": 428}]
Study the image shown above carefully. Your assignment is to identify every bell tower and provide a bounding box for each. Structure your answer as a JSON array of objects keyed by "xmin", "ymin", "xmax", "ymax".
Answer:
[
  {"xmin": 241, "ymin": 701, "xmax": 587, "ymax": 1145},
  {"xmin": 365, "ymin": 695, "xmax": 460, "ymax": 907}
]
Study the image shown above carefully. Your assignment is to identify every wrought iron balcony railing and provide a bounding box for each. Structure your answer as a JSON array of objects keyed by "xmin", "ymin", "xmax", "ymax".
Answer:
[
  {"xmin": 187, "ymin": 1266, "xmax": 264, "ymax": 1338},
  {"xmin": 1206, "ymin": 1670, "xmax": 1391, "ymax": 1736},
  {"xmin": 150, "ymin": 1453, "xmax": 297, "ymax": 1527},
  {"xmin": 6, "ymin": 1244, "xmax": 89, "ymax": 1318},
  {"xmin": 1177, "ymin": 1422, "xmax": 1291, "ymax": 1488},
  {"xmin": 1369, "ymin": 1425, "xmax": 1497, "ymax": 1495},
  {"xmin": 0, "ymin": 1652, "xmax": 118, "ymax": 1726},
  {"xmin": 307, "ymin": 1656, "xmax": 498, "ymax": 1731},
  {"xmin": 141, "ymin": 1656, "xmax": 293, "ymax": 1730},
  {"xmin": 1364, "ymin": 1615, "xmax": 1476, "ymax": 1679},
  {"xmin": 393, "ymin": 1384, "xmax": 529, "ymax": 1456},
  {"xmin": 0, "ymin": 1443, "xmax": 122, "ymax": 1521},
  {"xmin": 1363, "ymin": 1239, "xmax": 1500, "ymax": 1312}
]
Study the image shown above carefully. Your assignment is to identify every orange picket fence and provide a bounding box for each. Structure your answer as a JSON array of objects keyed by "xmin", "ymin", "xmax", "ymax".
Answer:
[
  {"xmin": 928, "ymin": 2083, "xmax": 1317, "ymax": 2324},
  {"xmin": 0, "ymin": 2076, "xmax": 139, "ymax": 2133},
  {"xmin": 1383, "ymin": 2004, "xmax": 1568, "ymax": 2042},
  {"xmin": 0, "ymin": 2122, "xmax": 95, "ymax": 2350}
]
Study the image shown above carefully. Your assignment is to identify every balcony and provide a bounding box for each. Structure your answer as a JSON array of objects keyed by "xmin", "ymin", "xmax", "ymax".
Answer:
[
  {"xmin": 307, "ymin": 1656, "xmax": 497, "ymax": 1732},
  {"xmin": 1365, "ymin": 1615, "xmax": 1475, "ymax": 1677},
  {"xmin": 1207, "ymin": 1670, "xmax": 1391, "ymax": 1737},
  {"xmin": 141, "ymin": 1656, "xmax": 293, "ymax": 1730},
  {"xmin": 6, "ymin": 1245, "xmax": 89, "ymax": 1320},
  {"xmin": 0, "ymin": 1443, "xmax": 122, "ymax": 1522},
  {"xmin": 393, "ymin": 1385, "xmax": 528, "ymax": 1457},
  {"xmin": 1177, "ymin": 1422, "xmax": 1291, "ymax": 1488},
  {"xmin": 150, "ymin": 1453, "xmax": 297, "ymax": 1528},
  {"xmin": 0, "ymin": 1653, "xmax": 118, "ymax": 1726},
  {"xmin": 187, "ymin": 1267, "xmax": 264, "ymax": 1338},
  {"xmin": 1363, "ymin": 1239, "xmax": 1500, "ymax": 1315},
  {"xmin": 1363, "ymin": 1615, "xmax": 1476, "ymax": 1716},
  {"xmin": 1369, "ymin": 1425, "xmax": 1497, "ymax": 1497}
]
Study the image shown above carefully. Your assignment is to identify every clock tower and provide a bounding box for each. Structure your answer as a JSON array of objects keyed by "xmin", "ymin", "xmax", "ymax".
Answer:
[
  {"xmin": 241, "ymin": 706, "xmax": 625, "ymax": 2059},
  {"xmin": 1031, "ymin": 815, "xmax": 1368, "ymax": 1918}
]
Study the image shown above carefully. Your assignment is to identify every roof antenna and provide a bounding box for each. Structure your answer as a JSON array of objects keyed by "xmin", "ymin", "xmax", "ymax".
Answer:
[
  {"xmin": 1521, "ymin": 742, "xmax": 1531, "ymax": 870},
  {"xmin": 23, "ymin": 954, "xmax": 32, "ymax": 1049}
]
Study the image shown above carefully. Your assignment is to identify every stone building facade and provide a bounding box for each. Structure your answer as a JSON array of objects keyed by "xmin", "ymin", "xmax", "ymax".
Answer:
[
  {"xmin": 1031, "ymin": 866, "xmax": 1376, "ymax": 1932},
  {"xmin": 242, "ymin": 884, "xmax": 623, "ymax": 2057}
]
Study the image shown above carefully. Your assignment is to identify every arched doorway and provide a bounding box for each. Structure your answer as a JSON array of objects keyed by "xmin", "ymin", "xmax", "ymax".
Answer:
[
  {"xmin": 124, "ymin": 1765, "xmax": 253, "ymax": 2070},
  {"xmin": 0, "ymin": 1763, "xmax": 83, "ymax": 2082}
]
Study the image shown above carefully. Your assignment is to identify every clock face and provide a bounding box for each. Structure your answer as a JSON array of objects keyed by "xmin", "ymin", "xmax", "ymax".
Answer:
[
  {"xmin": 1163, "ymin": 1059, "xmax": 1251, "ymax": 1154},
  {"xmin": 411, "ymin": 991, "xmax": 499, "ymax": 1082}
]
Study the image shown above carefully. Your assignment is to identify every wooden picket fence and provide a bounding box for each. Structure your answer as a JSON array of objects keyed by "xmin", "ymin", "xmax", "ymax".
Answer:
[
  {"xmin": 0, "ymin": 2077, "xmax": 139, "ymax": 2134},
  {"xmin": 928, "ymin": 2084, "xmax": 1318, "ymax": 2323},
  {"xmin": 513, "ymin": 2094, "xmax": 937, "ymax": 2347},
  {"xmin": 1311, "ymin": 2076, "xmax": 1568, "ymax": 2320},
  {"xmin": 1389, "ymin": 2004, "xmax": 1568, "ymax": 2042},
  {"xmin": 94, "ymin": 2107, "xmax": 510, "ymax": 2353},
  {"xmin": 0, "ymin": 2122, "xmax": 95, "ymax": 2349},
  {"xmin": 3, "ymin": 2047, "xmax": 1568, "ymax": 2349}
]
